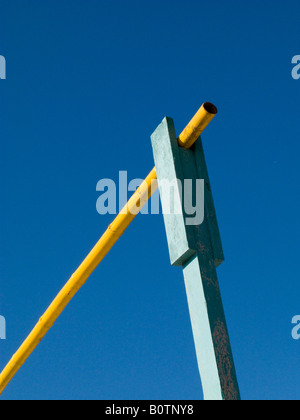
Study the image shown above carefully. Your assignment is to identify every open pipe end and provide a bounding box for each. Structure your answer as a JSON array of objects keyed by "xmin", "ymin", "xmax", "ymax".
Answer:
[
  {"xmin": 203, "ymin": 102, "xmax": 218, "ymax": 115},
  {"xmin": 178, "ymin": 102, "xmax": 218, "ymax": 149}
]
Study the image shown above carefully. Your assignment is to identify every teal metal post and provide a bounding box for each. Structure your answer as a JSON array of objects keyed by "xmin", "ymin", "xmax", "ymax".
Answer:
[{"xmin": 151, "ymin": 117, "xmax": 240, "ymax": 400}]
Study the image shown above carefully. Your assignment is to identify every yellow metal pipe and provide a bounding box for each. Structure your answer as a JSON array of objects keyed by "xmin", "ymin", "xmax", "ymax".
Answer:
[
  {"xmin": 178, "ymin": 102, "xmax": 218, "ymax": 149},
  {"xmin": 0, "ymin": 103, "xmax": 217, "ymax": 396}
]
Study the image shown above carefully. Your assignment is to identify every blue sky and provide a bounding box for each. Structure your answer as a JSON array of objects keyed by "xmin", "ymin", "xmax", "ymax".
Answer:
[{"xmin": 1, "ymin": 0, "xmax": 300, "ymax": 400}]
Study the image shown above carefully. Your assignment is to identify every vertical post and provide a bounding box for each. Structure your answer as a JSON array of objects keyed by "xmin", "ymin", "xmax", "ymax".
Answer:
[{"xmin": 151, "ymin": 117, "xmax": 240, "ymax": 400}]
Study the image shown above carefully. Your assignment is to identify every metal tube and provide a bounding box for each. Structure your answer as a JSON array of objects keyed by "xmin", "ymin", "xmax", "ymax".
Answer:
[
  {"xmin": 0, "ymin": 103, "xmax": 217, "ymax": 396},
  {"xmin": 178, "ymin": 102, "xmax": 218, "ymax": 149}
]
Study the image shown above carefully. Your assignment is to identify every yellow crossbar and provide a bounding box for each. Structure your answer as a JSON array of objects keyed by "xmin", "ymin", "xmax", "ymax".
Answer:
[{"xmin": 0, "ymin": 102, "xmax": 217, "ymax": 396}]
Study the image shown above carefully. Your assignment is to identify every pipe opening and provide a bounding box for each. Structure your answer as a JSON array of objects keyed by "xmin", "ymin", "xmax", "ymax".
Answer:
[{"xmin": 203, "ymin": 102, "xmax": 218, "ymax": 115}]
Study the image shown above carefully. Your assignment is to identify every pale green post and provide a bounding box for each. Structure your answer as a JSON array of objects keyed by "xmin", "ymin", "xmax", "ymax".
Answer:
[{"xmin": 151, "ymin": 117, "xmax": 240, "ymax": 400}]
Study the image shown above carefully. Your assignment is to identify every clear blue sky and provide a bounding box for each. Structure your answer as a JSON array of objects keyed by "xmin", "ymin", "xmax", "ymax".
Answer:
[{"xmin": 1, "ymin": 0, "xmax": 300, "ymax": 400}]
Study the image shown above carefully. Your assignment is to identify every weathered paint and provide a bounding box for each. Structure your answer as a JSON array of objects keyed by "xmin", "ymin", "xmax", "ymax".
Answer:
[
  {"xmin": 193, "ymin": 140, "xmax": 224, "ymax": 267},
  {"xmin": 151, "ymin": 117, "xmax": 240, "ymax": 401}
]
